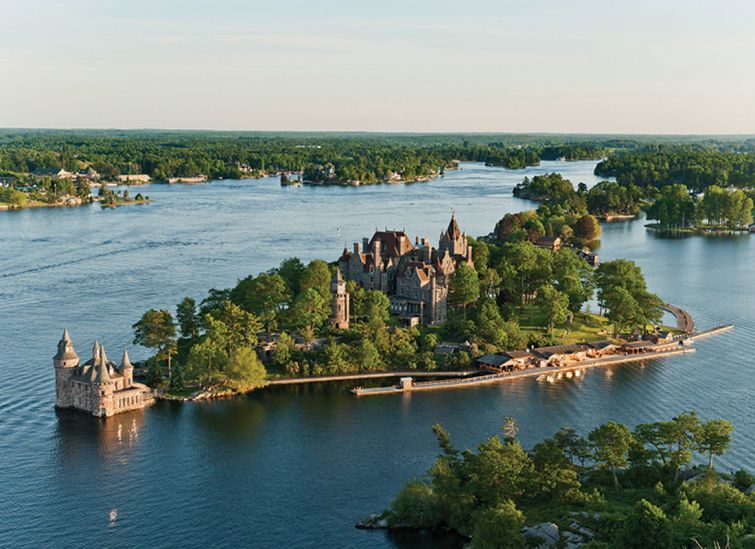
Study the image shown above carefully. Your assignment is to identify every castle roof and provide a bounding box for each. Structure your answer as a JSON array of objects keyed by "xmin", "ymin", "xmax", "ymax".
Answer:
[
  {"xmin": 369, "ymin": 230, "xmax": 415, "ymax": 258},
  {"xmin": 120, "ymin": 349, "xmax": 133, "ymax": 371},
  {"xmin": 446, "ymin": 214, "xmax": 462, "ymax": 240},
  {"xmin": 53, "ymin": 328, "xmax": 79, "ymax": 361},
  {"xmin": 93, "ymin": 345, "xmax": 113, "ymax": 385}
]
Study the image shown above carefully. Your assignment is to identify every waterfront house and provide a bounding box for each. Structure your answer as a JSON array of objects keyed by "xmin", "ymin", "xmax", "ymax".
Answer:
[
  {"xmin": 749, "ymin": 223, "xmax": 755, "ymax": 233},
  {"xmin": 577, "ymin": 249, "xmax": 600, "ymax": 267},
  {"xmin": 533, "ymin": 343, "xmax": 588, "ymax": 366},
  {"xmin": 116, "ymin": 174, "xmax": 151, "ymax": 184},
  {"xmin": 166, "ymin": 175, "xmax": 208, "ymax": 184},
  {"xmin": 535, "ymin": 235, "xmax": 562, "ymax": 251},
  {"xmin": 33, "ymin": 168, "xmax": 73, "ymax": 180}
]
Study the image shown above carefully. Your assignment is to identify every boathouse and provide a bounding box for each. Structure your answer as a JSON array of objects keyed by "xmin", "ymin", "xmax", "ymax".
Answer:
[
  {"xmin": 533, "ymin": 344, "xmax": 588, "ymax": 366},
  {"xmin": 585, "ymin": 340, "xmax": 619, "ymax": 358},
  {"xmin": 622, "ymin": 340, "xmax": 656, "ymax": 354},
  {"xmin": 476, "ymin": 350, "xmax": 536, "ymax": 372}
]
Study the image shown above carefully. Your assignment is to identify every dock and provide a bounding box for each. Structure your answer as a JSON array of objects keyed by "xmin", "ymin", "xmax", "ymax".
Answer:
[
  {"xmin": 267, "ymin": 370, "xmax": 476, "ymax": 386},
  {"xmin": 352, "ymin": 347, "xmax": 697, "ymax": 396}
]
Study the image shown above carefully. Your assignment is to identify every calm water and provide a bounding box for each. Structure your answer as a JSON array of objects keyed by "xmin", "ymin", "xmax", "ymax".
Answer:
[{"xmin": 0, "ymin": 161, "xmax": 752, "ymax": 548}]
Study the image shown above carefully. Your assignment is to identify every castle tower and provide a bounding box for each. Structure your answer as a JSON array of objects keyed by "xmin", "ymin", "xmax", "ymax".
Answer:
[
  {"xmin": 330, "ymin": 268, "xmax": 350, "ymax": 330},
  {"xmin": 439, "ymin": 213, "xmax": 468, "ymax": 259},
  {"xmin": 120, "ymin": 349, "xmax": 134, "ymax": 389},
  {"xmin": 91, "ymin": 344, "xmax": 114, "ymax": 417},
  {"xmin": 53, "ymin": 329, "xmax": 80, "ymax": 408}
]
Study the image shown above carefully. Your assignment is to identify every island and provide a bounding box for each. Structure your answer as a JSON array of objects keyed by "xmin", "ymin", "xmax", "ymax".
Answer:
[
  {"xmin": 51, "ymin": 203, "xmax": 732, "ymax": 413},
  {"xmin": 360, "ymin": 412, "xmax": 755, "ymax": 548}
]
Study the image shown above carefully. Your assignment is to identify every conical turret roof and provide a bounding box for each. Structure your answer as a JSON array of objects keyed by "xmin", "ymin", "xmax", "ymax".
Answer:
[
  {"xmin": 93, "ymin": 345, "xmax": 112, "ymax": 385},
  {"xmin": 120, "ymin": 349, "xmax": 133, "ymax": 371},
  {"xmin": 53, "ymin": 328, "xmax": 79, "ymax": 362}
]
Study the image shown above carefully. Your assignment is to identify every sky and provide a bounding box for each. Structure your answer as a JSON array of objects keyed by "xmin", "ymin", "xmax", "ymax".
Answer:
[{"xmin": 1, "ymin": 0, "xmax": 754, "ymax": 133}]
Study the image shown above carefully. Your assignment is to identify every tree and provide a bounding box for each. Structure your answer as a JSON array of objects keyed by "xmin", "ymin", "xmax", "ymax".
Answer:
[
  {"xmin": 588, "ymin": 421, "xmax": 633, "ymax": 491},
  {"xmin": 211, "ymin": 300, "xmax": 262, "ymax": 354},
  {"xmin": 597, "ymin": 259, "xmax": 662, "ymax": 334},
  {"xmin": 363, "ymin": 290, "xmax": 390, "ymax": 324},
  {"xmin": 300, "ymin": 259, "xmax": 331, "ymax": 298},
  {"xmin": 132, "ymin": 309, "xmax": 177, "ymax": 379},
  {"xmin": 290, "ymin": 288, "xmax": 329, "ymax": 336},
  {"xmin": 695, "ymin": 419, "xmax": 733, "ymax": 471},
  {"xmin": 354, "ymin": 338, "xmax": 382, "ymax": 371},
  {"xmin": 573, "ymin": 214, "xmax": 602, "ymax": 242},
  {"xmin": 230, "ymin": 273, "xmax": 290, "ymax": 336},
  {"xmin": 273, "ymin": 331, "xmax": 296, "ymax": 370},
  {"xmin": 471, "ymin": 500, "xmax": 526, "ymax": 549},
  {"xmin": 448, "ymin": 262, "xmax": 480, "ymax": 312},
  {"xmin": 185, "ymin": 336, "xmax": 226, "ymax": 387},
  {"xmin": 554, "ymin": 427, "xmax": 591, "ymax": 468},
  {"xmin": 474, "ymin": 299, "xmax": 509, "ymax": 349},
  {"xmin": 552, "ymin": 250, "xmax": 595, "ymax": 315},
  {"xmin": 618, "ymin": 499, "xmax": 673, "ymax": 548},
  {"xmin": 224, "ymin": 346, "xmax": 267, "ymax": 391},
  {"xmin": 176, "ymin": 297, "xmax": 200, "ymax": 341},
  {"xmin": 665, "ymin": 412, "xmax": 701, "ymax": 483},
  {"xmin": 389, "ymin": 481, "xmax": 439, "ymax": 529},
  {"xmin": 276, "ymin": 257, "xmax": 305, "ymax": 296},
  {"xmin": 534, "ymin": 284, "xmax": 569, "ymax": 333}
]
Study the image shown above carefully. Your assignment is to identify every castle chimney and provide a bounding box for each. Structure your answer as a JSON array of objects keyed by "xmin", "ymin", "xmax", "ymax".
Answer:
[
  {"xmin": 353, "ymin": 242, "xmax": 361, "ymax": 254},
  {"xmin": 363, "ymin": 237, "xmax": 369, "ymax": 251},
  {"xmin": 425, "ymin": 244, "xmax": 433, "ymax": 264}
]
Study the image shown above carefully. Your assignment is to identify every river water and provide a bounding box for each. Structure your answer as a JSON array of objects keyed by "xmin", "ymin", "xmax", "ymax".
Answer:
[{"xmin": 0, "ymin": 161, "xmax": 752, "ymax": 548}]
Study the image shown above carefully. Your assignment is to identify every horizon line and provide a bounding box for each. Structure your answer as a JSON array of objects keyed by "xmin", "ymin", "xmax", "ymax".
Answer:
[{"xmin": 1, "ymin": 127, "xmax": 754, "ymax": 138}]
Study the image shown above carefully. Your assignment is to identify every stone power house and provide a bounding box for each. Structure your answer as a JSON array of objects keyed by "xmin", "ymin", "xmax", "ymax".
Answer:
[
  {"xmin": 53, "ymin": 329, "xmax": 150, "ymax": 417},
  {"xmin": 338, "ymin": 215, "xmax": 473, "ymax": 325}
]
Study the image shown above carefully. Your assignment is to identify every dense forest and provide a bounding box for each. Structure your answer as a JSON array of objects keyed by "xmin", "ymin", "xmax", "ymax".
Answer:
[
  {"xmin": 0, "ymin": 130, "xmax": 614, "ymax": 184},
  {"xmin": 595, "ymin": 146, "xmax": 755, "ymax": 191},
  {"xmin": 379, "ymin": 414, "xmax": 754, "ymax": 548}
]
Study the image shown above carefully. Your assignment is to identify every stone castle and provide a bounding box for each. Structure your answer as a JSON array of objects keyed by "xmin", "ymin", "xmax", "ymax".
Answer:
[
  {"xmin": 338, "ymin": 214, "xmax": 473, "ymax": 325},
  {"xmin": 53, "ymin": 329, "xmax": 151, "ymax": 417}
]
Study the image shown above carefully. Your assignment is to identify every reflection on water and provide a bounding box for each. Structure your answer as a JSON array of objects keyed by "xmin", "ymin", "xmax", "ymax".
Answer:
[
  {"xmin": 54, "ymin": 408, "xmax": 145, "ymax": 464},
  {"xmin": 1, "ymin": 161, "xmax": 753, "ymax": 547}
]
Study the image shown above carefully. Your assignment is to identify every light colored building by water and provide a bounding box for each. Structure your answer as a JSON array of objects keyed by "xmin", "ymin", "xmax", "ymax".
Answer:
[{"xmin": 53, "ymin": 329, "xmax": 152, "ymax": 417}]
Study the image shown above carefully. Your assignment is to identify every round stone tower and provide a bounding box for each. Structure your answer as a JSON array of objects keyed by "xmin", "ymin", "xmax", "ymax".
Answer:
[{"xmin": 53, "ymin": 328, "xmax": 80, "ymax": 408}]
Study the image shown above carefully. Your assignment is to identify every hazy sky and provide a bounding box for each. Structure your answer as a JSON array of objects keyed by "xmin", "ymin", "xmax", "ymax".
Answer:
[{"xmin": 2, "ymin": 0, "xmax": 754, "ymax": 133}]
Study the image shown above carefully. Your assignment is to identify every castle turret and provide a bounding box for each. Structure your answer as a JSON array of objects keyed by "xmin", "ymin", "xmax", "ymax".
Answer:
[
  {"xmin": 93, "ymin": 345, "xmax": 112, "ymax": 385},
  {"xmin": 92, "ymin": 345, "xmax": 114, "ymax": 417},
  {"xmin": 53, "ymin": 329, "xmax": 80, "ymax": 409},
  {"xmin": 120, "ymin": 349, "xmax": 134, "ymax": 388},
  {"xmin": 53, "ymin": 329, "xmax": 79, "ymax": 369},
  {"xmin": 330, "ymin": 268, "xmax": 350, "ymax": 330}
]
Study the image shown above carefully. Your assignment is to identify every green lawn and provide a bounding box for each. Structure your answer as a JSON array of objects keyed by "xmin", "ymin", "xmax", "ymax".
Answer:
[{"xmin": 517, "ymin": 305, "xmax": 613, "ymax": 344}]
